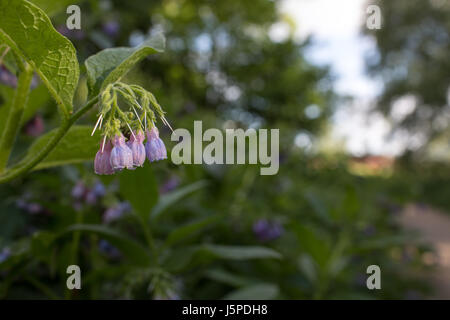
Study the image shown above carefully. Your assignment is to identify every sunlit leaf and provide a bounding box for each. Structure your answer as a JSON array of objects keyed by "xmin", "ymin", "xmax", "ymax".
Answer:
[
  {"xmin": 151, "ymin": 180, "xmax": 208, "ymax": 220},
  {"xmin": 85, "ymin": 32, "xmax": 165, "ymax": 96},
  {"xmin": 15, "ymin": 125, "xmax": 100, "ymax": 170},
  {"xmin": 0, "ymin": 0, "xmax": 79, "ymax": 116}
]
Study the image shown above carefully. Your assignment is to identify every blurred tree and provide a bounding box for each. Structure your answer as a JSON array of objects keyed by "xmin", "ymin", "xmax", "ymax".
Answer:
[
  {"xmin": 364, "ymin": 0, "xmax": 450, "ymax": 142},
  {"xmin": 0, "ymin": 0, "xmax": 433, "ymax": 300},
  {"xmin": 58, "ymin": 0, "xmax": 334, "ymax": 141}
]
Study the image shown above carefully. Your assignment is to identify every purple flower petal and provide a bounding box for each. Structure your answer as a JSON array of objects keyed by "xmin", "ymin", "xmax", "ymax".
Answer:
[
  {"xmin": 95, "ymin": 140, "xmax": 114, "ymax": 175},
  {"xmin": 145, "ymin": 127, "xmax": 167, "ymax": 162},
  {"xmin": 110, "ymin": 134, "xmax": 134, "ymax": 170},
  {"xmin": 127, "ymin": 131, "xmax": 146, "ymax": 167}
]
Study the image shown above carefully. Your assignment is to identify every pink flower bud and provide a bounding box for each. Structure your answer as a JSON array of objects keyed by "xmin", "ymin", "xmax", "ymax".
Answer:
[{"xmin": 94, "ymin": 140, "xmax": 114, "ymax": 175}]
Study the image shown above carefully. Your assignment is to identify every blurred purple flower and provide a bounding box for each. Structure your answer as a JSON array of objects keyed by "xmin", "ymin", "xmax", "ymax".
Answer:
[
  {"xmin": 85, "ymin": 191, "xmax": 98, "ymax": 205},
  {"xmin": 110, "ymin": 134, "xmax": 134, "ymax": 170},
  {"xmin": 16, "ymin": 199, "xmax": 44, "ymax": 215},
  {"xmin": 30, "ymin": 74, "xmax": 39, "ymax": 89},
  {"xmin": 71, "ymin": 182, "xmax": 87, "ymax": 199},
  {"xmin": 102, "ymin": 21, "xmax": 120, "ymax": 38},
  {"xmin": 362, "ymin": 225, "xmax": 376, "ymax": 237},
  {"xmin": 145, "ymin": 127, "xmax": 167, "ymax": 162},
  {"xmin": 118, "ymin": 201, "xmax": 132, "ymax": 213},
  {"xmin": 16, "ymin": 199, "xmax": 28, "ymax": 210},
  {"xmin": 0, "ymin": 66, "xmax": 17, "ymax": 87},
  {"xmin": 92, "ymin": 181, "xmax": 106, "ymax": 197},
  {"xmin": 354, "ymin": 273, "xmax": 367, "ymax": 286},
  {"xmin": 98, "ymin": 240, "xmax": 121, "ymax": 258},
  {"xmin": 95, "ymin": 139, "xmax": 115, "ymax": 175},
  {"xmin": 72, "ymin": 201, "xmax": 83, "ymax": 212},
  {"xmin": 27, "ymin": 202, "xmax": 43, "ymax": 215},
  {"xmin": 159, "ymin": 176, "xmax": 180, "ymax": 194},
  {"xmin": 0, "ymin": 248, "xmax": 11, "ymax": 263},
  {"xmin": 103, "ymin": 201, "xmax": 131, "ymax": 223},
  {"xmin": 253, "ymin": 219, "xmax": 283, "ymax": 242},
  {"xmin": 127, "ymin": 130, "xmax": 146, "ymax": 167},
  {"xmin": 24, "ymin": 115, "xmax": 45, "ymax": 137}
]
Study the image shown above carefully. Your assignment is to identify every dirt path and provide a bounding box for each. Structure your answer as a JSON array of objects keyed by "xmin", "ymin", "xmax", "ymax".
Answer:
[{"xmin": 398, "ymin": 204, "xmax": 450, "ymax": 299}]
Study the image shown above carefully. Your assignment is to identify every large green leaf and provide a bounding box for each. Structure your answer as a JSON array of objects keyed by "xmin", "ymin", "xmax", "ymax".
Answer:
[
  {"xmin": 151, "ymin": 180, "xmax": 208, "ymax": 220},
  {"xmin": 118, "ymin": 165, "xmax": 158, "ymax": 221},
  {"xmin": 0, "ymin": 0, "xmax": 79, "ymax": 116},
  {"xmin": 165, "ymin": 214, "xmax": 220, "ymax": 246},
  {"xmin": 291, "ymin": 223, "xmax": 331, "ymax": 268},
  {"xmin": 85, "ymin": 32, "xmax": 165, "ymax": 96},
  {"xmin": 15, "ymin": 125, "xmax": 100, "ymax": 170},
  {"xmin": 64, "ymin": 224, "xmax": 151, "ymax": 266}
]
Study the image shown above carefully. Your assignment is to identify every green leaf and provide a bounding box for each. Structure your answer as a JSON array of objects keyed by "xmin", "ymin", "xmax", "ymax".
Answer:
[
  {"xmin": 15, "ymin": 125, "xmax": 100, "ymax": 170},
  {"xmin": 30, "ymin": 231, "xmax": 56, "ymax": 259},
  {"xmin": 0, "ymin": 0, "xmax": 79, "ymax": 116},
  {"xmin": 21, "ymin": 85, "xmax": 51, "ymax": 125},
  {"xmin": 291, "ymin": 223, "xmax": 331, "ymax": 268},
  {"xmin": 85, "ymin": 32, "xmax": 165, "ymax": 96},
  {"xmin": 205, "ymin": 269, "xmax": 255, "ymax": 288},
  {"xmin": 162, "ymin": 245, "xmax": 281, "ymax": 273},
  {"xmin": 304, "ymin": 190, "xmax": 330, "ymax": 223},
  {"xmin": 162, "ymin": 247, "xmax": 198, "ymax": 273},
  {"xmin": 202, "ymin": 244, "xmax": 282, "ymax": 260},
  {"xmin": 165, "ymin": 214, "xmax": 220, "ymax": 246},
  {"xmin": 297, "ymin": 254, "xmax": 317, "ymax": 284},
  {"xmin": 151, "ymin": 180, "xmax": 208, "ymax": 220},
  {"xmin": 118, "ymin": 165, "xmax": 158, "ymax": 221},
  {"xmin": 64, "ymin": 224, "xmax": 151, "ymax": 266},
  {"xmin": 223, "ymin": 283, "xmax": 279, "ymax": 300}
]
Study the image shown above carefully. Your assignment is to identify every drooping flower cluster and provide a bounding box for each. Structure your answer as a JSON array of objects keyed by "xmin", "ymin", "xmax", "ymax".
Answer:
[
  {"xmin": 71, "ymin": 180, "xmax": 107, "ymax": 208},
  {"xmin": 93, "ymin": 82, "xmax": 171, "ymax": 175}
]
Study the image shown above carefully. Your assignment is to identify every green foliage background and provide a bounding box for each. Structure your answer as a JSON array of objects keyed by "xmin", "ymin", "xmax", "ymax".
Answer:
[{"xmin": 0, "ymin": 0, "xmax": 448, "ymax": 299}]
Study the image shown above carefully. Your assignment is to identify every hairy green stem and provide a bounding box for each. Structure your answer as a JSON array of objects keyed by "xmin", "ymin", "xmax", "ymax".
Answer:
[
  {"xmin": 0, "ymin": 65, "xmax": 33, "ymax": 172},
  {"xmin": 0, "ymin": 96, "xmax": 99, "ymax": 183}
]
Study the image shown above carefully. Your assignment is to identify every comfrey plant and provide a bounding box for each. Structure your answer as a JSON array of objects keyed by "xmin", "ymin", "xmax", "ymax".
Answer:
[
  {"xmin": 92, "ymin": 82, "xmax": 171, "ymax": 175},
  {"xmin": 0, "ymin": 0, "xmax": 167, "ymax": 184}
]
